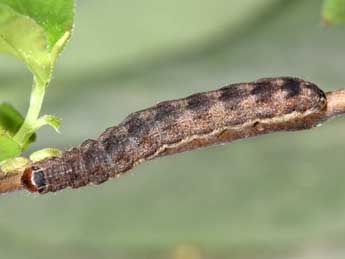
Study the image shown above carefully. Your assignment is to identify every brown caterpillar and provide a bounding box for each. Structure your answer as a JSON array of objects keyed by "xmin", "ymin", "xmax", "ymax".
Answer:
[{"xmin": 21, "ymin": 77, "xmax": 327, "ymax": 194}]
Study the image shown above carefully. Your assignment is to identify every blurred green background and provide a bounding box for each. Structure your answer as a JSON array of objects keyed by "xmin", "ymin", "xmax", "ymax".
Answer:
[{"xmin": 1, "ymin": 0, "xmax": 345, "ymax": 258}]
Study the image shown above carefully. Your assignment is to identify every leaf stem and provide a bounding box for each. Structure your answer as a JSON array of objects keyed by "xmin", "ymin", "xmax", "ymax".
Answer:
[{"xmin": 13, "ymin": 77, "xmax": 46, "ymax": 148}]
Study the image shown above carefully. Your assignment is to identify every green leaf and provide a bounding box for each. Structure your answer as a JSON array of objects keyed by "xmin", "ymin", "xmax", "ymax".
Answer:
[
  {"xmin": 0, "ymin": 0, "xmax": 74, "ymax": 85},
  {"xmin": 0, "ymin": 0, "xmax": 74, "ymax": 151},
  {"xmin": 0, "ymin": 3, "xmax": 50, "ymax": 85},
  {"xmin": 322, "ymin": 0, "xmax": 345, "ymax": 24},
  {"xmin": 30, "ymin": 148, "xmax": 62, "ymax": 162},
  {"xmin": 0, "ymin": 103, "xmax": 36, "ymax": 147},
  {"xmin": 35, "ymin": 114, "xmax": 61, "ymax": 132},
  {"xmin": 0, "ymin": 0, "xmax": 74, "ymax": 51},
  {"xmin": 0, "ymin": 102, "xmax": 24, "ymax": 135},
  {"xmin": 0, "ymin": 131, "xmax": 21, "ymax": 161}
]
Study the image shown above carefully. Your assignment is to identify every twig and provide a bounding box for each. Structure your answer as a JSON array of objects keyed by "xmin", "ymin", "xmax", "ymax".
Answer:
[
  {"xmin": 324, "ymin": 89, "xmax": 345, "ymax": 118},
  {"xmin": 0, "ymin": 170, "xmax": 24, "ymax": 194}
]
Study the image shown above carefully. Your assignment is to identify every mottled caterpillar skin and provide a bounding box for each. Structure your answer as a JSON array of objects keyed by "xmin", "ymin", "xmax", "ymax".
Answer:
[{"xmin": 22, "ymin": 77, "xmax": 327, "ymax": 194}]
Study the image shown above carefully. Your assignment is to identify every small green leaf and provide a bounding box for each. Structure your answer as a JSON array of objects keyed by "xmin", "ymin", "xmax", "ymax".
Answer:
[
  {"xmin": 0, "ymin": 131, "xmax": 21, "ymax": 161},
  {"xmin": 322, "ymin": 0, "xmax": 345, "ymax": 24},
  {"xmin": 30, "ymin": 148, "xmax": 62, "ymax": 162},
  {"xmin": 0, "ymin": 103, "xmax": 36, "ymax": 148},
  {"xmin": 0, "ymin": 103, "xmax": 24, "ymax": 135},
  {"xmin": 36, "ymin": 115, "xmax": 61, "ymax": 132}
]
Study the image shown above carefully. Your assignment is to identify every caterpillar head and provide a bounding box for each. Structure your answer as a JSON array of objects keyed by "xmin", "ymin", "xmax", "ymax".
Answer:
[{"xmin": 21, "ymin": 166, "xmax": 47, "ymax": 193}]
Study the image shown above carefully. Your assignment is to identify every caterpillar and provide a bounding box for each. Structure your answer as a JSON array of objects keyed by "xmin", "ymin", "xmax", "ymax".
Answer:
[{"xmin": 21, "ymin": 77, "xmax": 327, "ymax": 194}]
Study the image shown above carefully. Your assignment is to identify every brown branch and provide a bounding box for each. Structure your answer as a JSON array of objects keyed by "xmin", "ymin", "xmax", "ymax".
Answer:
[
  {"xmin": 0, "ymin": 170, "xmax": 24, "ymax": 194},
  {"xmin": 1, "ymin": 87, "xmax": 345, "ymax": 196},
  {"xmin": 324, "ymin": 89, "xmax": 345, "ymax": 118}
]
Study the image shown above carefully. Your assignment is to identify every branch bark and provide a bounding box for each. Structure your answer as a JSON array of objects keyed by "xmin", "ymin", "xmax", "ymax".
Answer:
[
  {"xmin": 0, "ymin": 170, "xmax": 24, "ymax": 194},
  {"xmin": 325, "ymin": 89, "xmax": 345, "ymax": 118}
]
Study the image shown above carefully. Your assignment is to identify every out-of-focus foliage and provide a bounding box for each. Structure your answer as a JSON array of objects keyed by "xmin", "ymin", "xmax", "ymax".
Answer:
[{"xmin": 323, "ymin": 0, "xmax": 345, "ymax": 24}]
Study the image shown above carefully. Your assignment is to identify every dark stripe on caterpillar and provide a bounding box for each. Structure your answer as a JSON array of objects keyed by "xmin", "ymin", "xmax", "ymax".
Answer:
[{"xmin": 21, "ymin": 77, "xmax": 327, "ymax": 194}]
